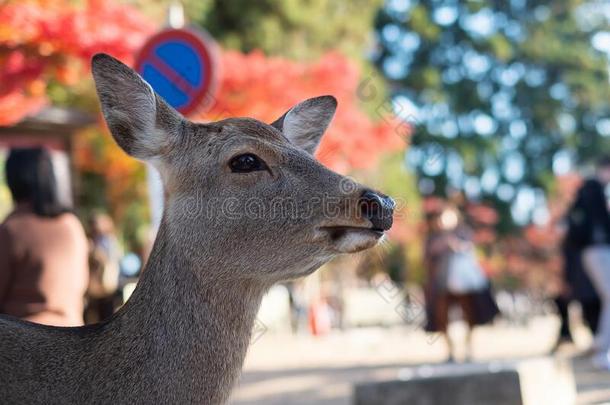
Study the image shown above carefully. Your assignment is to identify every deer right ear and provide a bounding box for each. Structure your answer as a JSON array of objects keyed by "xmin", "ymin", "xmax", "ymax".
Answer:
[
  {"xmin": 92, "ymin": 53, "xmax": 183, "ymax": 160},
  {"xmin": 271, "ymin": 95, "xmax": 337, "ymax": 155}
]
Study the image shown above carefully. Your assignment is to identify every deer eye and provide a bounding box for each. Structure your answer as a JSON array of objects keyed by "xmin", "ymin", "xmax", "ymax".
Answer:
[{"xmin": 229, "ymin": 153, "xmax": 267, "ymax": 173}]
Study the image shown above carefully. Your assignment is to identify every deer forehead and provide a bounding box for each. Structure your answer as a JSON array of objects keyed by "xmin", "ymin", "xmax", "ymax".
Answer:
[
  {"xmin": 186, "ymin": 118, "xmax": 310, "ymax": 162},
  {"xmin": 164, "ymin": 119, "xmax": 315, "ymax": 178},
  {"xmin": 209, "ymin": 118, "xmax": 285, "ymax": 141}
]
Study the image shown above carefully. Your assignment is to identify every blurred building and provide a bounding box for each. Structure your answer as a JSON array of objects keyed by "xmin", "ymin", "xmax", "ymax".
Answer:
[{"xmin": 0, "ymin": 107, "xmax": 93, "ymax": 217}]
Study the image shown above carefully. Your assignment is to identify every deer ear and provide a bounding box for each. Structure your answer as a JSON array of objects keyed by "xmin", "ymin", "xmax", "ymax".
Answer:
[
  {"xmin": 271, "ymin": 95, "xmax": 337, "ymax": 155},
  {"xmin": 92, "ymin": 53, "xmax": 183, "ymax": 160}
]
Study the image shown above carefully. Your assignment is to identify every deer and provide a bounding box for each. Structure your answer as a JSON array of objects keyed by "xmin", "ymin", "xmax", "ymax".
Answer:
[{"xmin": 0, "ymin": 53, "xmax": 394, "ymax": 404}]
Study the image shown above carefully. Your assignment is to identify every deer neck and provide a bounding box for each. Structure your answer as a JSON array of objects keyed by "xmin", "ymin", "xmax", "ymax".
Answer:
[{"xmin": 114, "ymin": 221, "xmax": 267, "ymax": 403}]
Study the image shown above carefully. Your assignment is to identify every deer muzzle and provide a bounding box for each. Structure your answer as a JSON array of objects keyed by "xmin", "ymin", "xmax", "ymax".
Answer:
[{"xmin": 358, "ymin": 190, "xmax": 395, "ymax": 231}]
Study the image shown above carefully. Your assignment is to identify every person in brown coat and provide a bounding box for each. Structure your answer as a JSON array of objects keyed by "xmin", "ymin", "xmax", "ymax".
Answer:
[
  {"xmin": 424, "ymin": 205, "xmax": 498, "ymax": 362},
  {"xmin": 0, "ymin": 148, "xmax": 88, "ymax": 327}
]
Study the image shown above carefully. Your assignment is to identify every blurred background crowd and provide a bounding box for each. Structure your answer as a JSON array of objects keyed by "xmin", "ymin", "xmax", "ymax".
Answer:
[{"xmin": 3, "ymin": 0, "xmax": 610, "ymax": 402}]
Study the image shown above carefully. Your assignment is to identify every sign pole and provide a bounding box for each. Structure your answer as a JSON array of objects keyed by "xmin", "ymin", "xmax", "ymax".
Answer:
[{"xmin": 135, "ymin": 7, "xmax": 220, "ymax": 237}]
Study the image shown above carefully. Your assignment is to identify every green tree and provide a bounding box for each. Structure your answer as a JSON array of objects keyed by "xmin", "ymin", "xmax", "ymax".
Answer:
[
  {"xmin": 193, "ymin": 0, "xmax": 382, "ymax": 60},
  {"xmin": 375, "ymin": 0, "xmax": 610, "ymax": 228}
]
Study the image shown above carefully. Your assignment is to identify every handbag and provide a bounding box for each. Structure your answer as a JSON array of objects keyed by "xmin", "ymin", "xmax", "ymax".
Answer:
[{"xmin": 446, "ymin": 249, "xmax": 487, "ymax": 294}]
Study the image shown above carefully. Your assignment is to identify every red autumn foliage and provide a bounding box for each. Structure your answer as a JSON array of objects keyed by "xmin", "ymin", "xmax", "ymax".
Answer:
[
  {"xmin": 466, "ymin": 204, "xmax": 499, "ymax": 226},
  {"xmin": 0, "ymin": 0, "xmax": 154, "ymax": 125},
  {"xmin": 490, "ymin": 174, "xmax": 584, "ymax": 292},
  {"xmin": 422, "ymin": 196, "xmax": 445, "ymax": 214}
]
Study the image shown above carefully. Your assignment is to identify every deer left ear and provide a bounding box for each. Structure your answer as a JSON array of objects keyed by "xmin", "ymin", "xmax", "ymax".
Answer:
[
  {"xmin": 92, "ymin": 53, "xmax": 184, "ymax": 161},
  {"xmin": 271, "ymin": 95, "xmax": 337, "ymax": 155}
]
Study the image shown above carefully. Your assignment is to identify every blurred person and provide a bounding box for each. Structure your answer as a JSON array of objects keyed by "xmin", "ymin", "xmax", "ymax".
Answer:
[
  {"xmin": 287, "ymin": 281, "xmax": 308, "ymax": 334},
  {"xmin": 85, "ymin": 213, "xmax": 121, "ymax": 323},
  {"xmin": 424, "ymin": 211, "xmax": 444, "ymax": 334},
  {"xmin": 424, "ymin": 205, "xmax": 497, "ymax": 362},
  {"xmin": 552, "ymin": 223, "xmax": 601, "ymax": 352},
  {"xmin": 0, "ymin": 148, "xmax": 88, "ymax": 326},
  {"xmin": 551, "ymin": 288, "xmax": 574, "ymax": 351},
  {"xmin": 308, "ymin": 296, "xmax": 332, "ymax": 336},
  {"xmin": 568, "ymin": 157, "xmax": 610, "ymax": 369}
]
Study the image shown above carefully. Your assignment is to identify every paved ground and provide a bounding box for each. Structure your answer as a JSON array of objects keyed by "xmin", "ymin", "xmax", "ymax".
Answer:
[{"xmin": 231, "ymin": 317, "xmax": 610, "ymax": 404}]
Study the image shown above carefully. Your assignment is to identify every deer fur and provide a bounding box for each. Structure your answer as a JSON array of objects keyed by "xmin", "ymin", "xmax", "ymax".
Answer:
[{"xmin": 0, "ymin": 54, "xmax": 393, "ymax": 404}]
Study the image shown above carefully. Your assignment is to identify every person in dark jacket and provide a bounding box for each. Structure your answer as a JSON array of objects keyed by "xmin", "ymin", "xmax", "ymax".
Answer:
[
  {"xmin": 568, "ymin": 157, "xmax": 610, "ymax": 369},
  {"xmin": 552, "ymin": 238, "xmax": 601, "ymax": 351}
]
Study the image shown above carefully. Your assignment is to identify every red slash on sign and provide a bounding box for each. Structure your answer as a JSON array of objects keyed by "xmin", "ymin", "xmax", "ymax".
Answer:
[{"xmin": 135, "ymin": 28, "xmax": 220, "ymax": 116}]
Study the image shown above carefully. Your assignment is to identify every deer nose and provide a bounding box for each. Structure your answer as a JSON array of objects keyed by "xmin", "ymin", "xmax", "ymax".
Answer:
[{"xmin": 359, "ymin": 190, "xmax": 394, "ymax": 231}]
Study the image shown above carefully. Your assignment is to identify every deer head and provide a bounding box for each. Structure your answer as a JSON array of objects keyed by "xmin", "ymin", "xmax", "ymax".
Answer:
[{"xmin": 92, "ymin": 54, "xmax": 394, "ymax": 284}]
